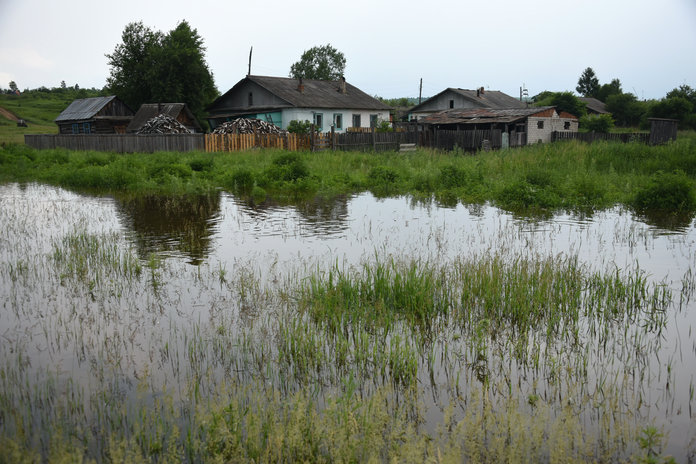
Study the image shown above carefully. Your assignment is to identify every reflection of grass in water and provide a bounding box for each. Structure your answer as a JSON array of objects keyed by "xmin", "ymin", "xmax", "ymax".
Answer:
[{"xmin": 0, "ymin": 206, "xmax": 688, "ymax": 461}]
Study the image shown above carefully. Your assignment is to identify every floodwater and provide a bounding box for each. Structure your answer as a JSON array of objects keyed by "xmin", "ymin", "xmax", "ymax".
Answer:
[{"xmin": 1, "ymin": 182, "xmax": 696, "ymax": 460}]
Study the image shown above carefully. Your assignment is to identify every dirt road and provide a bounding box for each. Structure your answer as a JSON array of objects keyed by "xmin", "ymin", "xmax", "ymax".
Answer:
[{"xmin": 0, "ymin": 106, "xmax": 20, "ymax": 122}]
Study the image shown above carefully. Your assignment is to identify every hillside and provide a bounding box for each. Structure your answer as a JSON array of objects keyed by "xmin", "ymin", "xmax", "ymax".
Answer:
[{"xmin": 0, "ymin": 88, "xmax": 105, "ymax": 144}]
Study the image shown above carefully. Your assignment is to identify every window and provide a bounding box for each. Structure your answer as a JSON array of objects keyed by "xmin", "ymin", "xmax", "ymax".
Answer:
[
  {"xmin": 314, "ymin": 113, "xmax": 323, "ymax": 131},
  {"xmin": 352, "ymin": 114, "xmax": 361, "ymax": 128},
  {"xmin": 370, "ymin": 114, "xmax": 378, "ymax": 128},
  {"xmin": 449, "ymin": 99, "xmax": 454, "ymax": 109},
  {"xmin": 564, "ymin": 121, "xmax": 571, "ymax": 130},
  {"xmin": 333, "ymin": 113, "xmax": 343, "ymax": 130},
  {"xmin": 537, "ymin": 120, "xmax": 544, "ymax": 129},
  {"xmin": 83, "ymin": 122, "xmax": 91, "ymax": 134},
  {"xmin": 72, "ymin": 123, "xmax": 79, "ymax": 134},
  {"xmin": 248, "ymin": 92, "xmax": 253, "ymax": 106}
]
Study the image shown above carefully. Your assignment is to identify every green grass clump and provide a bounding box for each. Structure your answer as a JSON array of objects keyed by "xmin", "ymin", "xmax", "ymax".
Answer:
[{"xmin": 632, "ymin": 170, "xmax": 696, "ymax": 212}]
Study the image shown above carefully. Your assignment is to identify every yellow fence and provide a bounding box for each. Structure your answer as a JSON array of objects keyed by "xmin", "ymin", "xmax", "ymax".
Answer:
[{"xmin": 204, "ymin": 133, "xmax": 311, "ymax": 152}]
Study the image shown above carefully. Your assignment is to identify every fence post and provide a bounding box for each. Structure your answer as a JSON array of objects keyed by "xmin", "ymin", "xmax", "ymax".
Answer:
[
  {"xmin": 372, "ymin": 127, "xmax": 376, "ymax": 151},
  {"xmin": 311, "ymin": 124, "xmax": 316, "ymax": 151},
  {"xmin": 331, "ymin": 126, "xmax": 335, "ymax": 151}
]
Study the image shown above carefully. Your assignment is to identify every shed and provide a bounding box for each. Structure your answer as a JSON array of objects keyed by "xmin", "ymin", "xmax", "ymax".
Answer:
[
  {"xmin": 127, "ymin": 103, "xmax": 202, "ymax": 133},
  {"xmin": 648, "ymin": 118, "xmax": 678, "ymax": 145},
  {"xmin": 55, "ymin": 96, "xmax": 133, "ymax": 134},
  {"xmin": 206, "ymin": 75, "xmax": 391, "ymax": 133},
  {"xmin": 420, "ymin": 106, "xmax": 578, "ymax": 145}
]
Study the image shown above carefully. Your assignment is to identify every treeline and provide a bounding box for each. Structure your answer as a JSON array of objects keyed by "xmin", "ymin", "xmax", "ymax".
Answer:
[{"xmin": 1, "ymin": 82, "xmax": 107, "ymax": 100}]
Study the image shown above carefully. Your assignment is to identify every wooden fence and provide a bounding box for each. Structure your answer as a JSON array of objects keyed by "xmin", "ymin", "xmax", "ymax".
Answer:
[
  {"xmin": 551, "ymin": 131, "xmax": 649, "ymax": 144},
  {"xmin": 204, "ymin": 133, "xmax": 311, "ymax": 151},
  {"xmin": 25, "ymin": 134, "xmax": 205, "ymax": 153}
]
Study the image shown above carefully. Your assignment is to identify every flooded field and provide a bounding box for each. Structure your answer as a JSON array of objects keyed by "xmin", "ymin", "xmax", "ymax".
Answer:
[{"xmin": 1, "ymin": 182, "xmax": 695, "ymax": 462}]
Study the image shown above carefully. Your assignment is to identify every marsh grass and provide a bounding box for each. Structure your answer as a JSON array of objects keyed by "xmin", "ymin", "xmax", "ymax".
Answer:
[{"xmin": 2, "ymin": 134, "xmax": 696, "ymax": 213}]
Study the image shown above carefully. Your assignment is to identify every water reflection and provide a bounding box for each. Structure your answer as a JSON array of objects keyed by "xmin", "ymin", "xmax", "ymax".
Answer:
[
  {"xmin": 113, "ymin": 193, "xmax": 222, "ymax": 265},
  {"xmin": 233, "ymin": 194, "xmax": 351, "ymax": 237}
]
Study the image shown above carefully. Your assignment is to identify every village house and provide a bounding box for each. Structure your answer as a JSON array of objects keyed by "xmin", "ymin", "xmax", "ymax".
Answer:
[
  {"xmin": 55, "ymin": 96, "xmax": 133, "ymax": 134},
  {"xmin": 126, "ymin": 103, "xmax": 202, "ymax": 133},
  {"xmin": 206, "ymin": 75, "xmax": 391, "ymax": 133},
  {"xmin": 420, "ymin": 106, "xmax": 578, "ymax": 146},
  {"xmin": 408, "ymin": 87, "xmax": 526, "ymax": 121},
  {"xmin": 579, "ymin": 97, "xmax": 610, "ymax": 116}
]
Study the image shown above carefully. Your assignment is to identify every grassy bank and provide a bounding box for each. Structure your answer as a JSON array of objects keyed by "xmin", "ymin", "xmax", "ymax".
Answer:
[{"xmin": 2, "ymin": 134, "xmax": 696, "ymax": 215}]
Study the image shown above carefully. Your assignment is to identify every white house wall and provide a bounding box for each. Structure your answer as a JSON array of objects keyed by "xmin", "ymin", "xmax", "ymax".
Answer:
[
  {"xmin": 527, "ymin": 114, "xmax": 578, "ymax": 144},
  {"xmin": 281, "ymin": 108, "xmax": 390, "ymax": 133}
]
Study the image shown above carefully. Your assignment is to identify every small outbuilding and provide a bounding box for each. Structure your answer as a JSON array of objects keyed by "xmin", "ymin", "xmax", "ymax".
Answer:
[
  {"xmin": 55, "ymin": 96, "xmax": 134, "ymax": 134},
  {"xmin": 408, "ymin": 87, "xmax": 526, "ymax": 122},
  {"xmin": 126, "ymin": 103, "xmax": 202, "ymax": 133},
  {"xmin": 420, "ymin": 106, "xmax": 578, "ymax": 145},
  {"xmin": 578, "ymin": 97, "xmax": 609, "ymax": 116}
]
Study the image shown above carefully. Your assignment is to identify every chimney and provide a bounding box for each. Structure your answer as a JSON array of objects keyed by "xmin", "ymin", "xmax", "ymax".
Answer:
[
  {"xmin": 297, "ymin": 77, "xmax": 304, "ymax": 94},
  {"xmin": 480, "ymin": 87, "xmax": 485, "ymax": 95},
  {"xmin": 477, "ymin": 88, "xmax": 480, "ymax": 97},
  {"xmin": 339, "ymin": 76, "xmax": 347, "ymax": 94}
]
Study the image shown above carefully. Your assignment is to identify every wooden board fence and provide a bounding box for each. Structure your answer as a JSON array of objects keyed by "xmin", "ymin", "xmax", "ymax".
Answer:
[
  {"xmin": 25, "ymin": 134, "xmax": 205, "ymax": 152},
  {"xmin": 204, "ymin": 133, "xmax": 311, "ymax": 152}
]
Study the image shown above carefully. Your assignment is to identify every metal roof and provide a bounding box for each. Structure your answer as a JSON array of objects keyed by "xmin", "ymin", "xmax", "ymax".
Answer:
[
  {"xmin": 126, "ymin": 103, "xmax": 201, "ymax": 132},
  {"xmin": 54, "ymin": 96, "xmax": 118, "ymax": 122},
  {"xmin": 420, "ymin": 107, "xmax": 562, "ymax": 125},
  {"xmin": 208, "ymin": 75, "xmax": 391, "ymax": 112}
]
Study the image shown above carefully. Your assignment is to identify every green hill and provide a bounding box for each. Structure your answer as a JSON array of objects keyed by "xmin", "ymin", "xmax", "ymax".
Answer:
[{"xmin": 0, "ymin": 88, "xmax": 106, "ymax": 144}]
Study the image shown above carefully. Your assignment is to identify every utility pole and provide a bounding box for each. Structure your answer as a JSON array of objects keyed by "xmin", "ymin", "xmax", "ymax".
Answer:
[
  {"xmin": 247, "ymin": 47, "xmax": 253, "ymax": 76},
  {"xmin": 418, "ymin": 78, "xmax": 423, "ymax": 105}
]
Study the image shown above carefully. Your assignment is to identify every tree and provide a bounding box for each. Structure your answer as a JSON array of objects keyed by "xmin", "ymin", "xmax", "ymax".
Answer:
[
  {"xmin": 289, "ymin": 44, "xmax": 346, "ymax": 81},
  {"xmin": 106, "ymin": 20, "xmax": 218, "ymax": 127},
  {"xmin": 535, "ymin": 91, "xmax": 587, "ymax": 118},
  {"xmin": 8, "ymin": 81, "xmax": 18, "ymax": 92},
  {"xmin": 579, "ymin": 114, "xmax": 614, "ymax": 133},
  {"xmin": 576, "ymin": 67, "xmax": 600, "ymax": 98},
  {"xmin": 596, "ymin": 78, "xmax": 622, "ymax": 103},
  {"xmin": 605, "ymin": 93, "xmax": 645, "ymax": 127}
]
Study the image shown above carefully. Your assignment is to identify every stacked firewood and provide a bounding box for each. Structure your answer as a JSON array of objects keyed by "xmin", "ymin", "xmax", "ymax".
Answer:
[
  {"xmin": 212, "ymin": 118, "xmax": 285, "ymax": 135},
  {"xmin": 137, "ymin": 114, "xmax": 191, "ymax": 134}
]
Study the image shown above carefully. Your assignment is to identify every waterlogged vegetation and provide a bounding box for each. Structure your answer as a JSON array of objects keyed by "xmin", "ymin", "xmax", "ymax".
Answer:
[
  {"xmin": 1, "ymin": 183, "xmax": 694, "ymax": 462},
  {"xmin": 1, "ymin": 132, "xmax": 696, "ymax": 216}
]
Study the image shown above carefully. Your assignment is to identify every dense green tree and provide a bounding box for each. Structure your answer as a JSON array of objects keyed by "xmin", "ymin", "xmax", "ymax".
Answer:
[
  {"xmin": 289, "ymin": 44, "xmax": 346, "ymax": 81},
  {"xmin": 535, "ymin": 91, "xmax": 587, "ymax": 118},
  {"xmin": 579, "ymin": 114, "xmax": 614, "ymax": 133},
  {"xmin": 666, "ymin": 85, "xmax": 696, "ymax": 108},
  {"xmin": 8, "ymin": 81, "xmax": 18, "ymax": 93},
  {"xmin": 106, "ymin": 20, "xmax": 218, "ymax": 128},
  {"xmin": 648, "ymin": 96, "xmax": 695, "ymax": 129},
  {"xmin": 605, "ymin": 93, "xmax": 646, "ymax": 127},
  {"xmin": 576, "ymin": 67, "xmax": 600, "ymax": 98},
  {"xmin": 596, "ymin": 78, "xmax": 622, "ymax": 103}
]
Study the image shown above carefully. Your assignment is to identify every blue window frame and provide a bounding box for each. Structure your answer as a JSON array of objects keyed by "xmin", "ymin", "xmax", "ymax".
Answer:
[
  {"xmin": 314, "ymin": 113, "xmax": 323, "ymax": 131},
  {"xmin": 72, "ymin": 123, "xmax": 79, "ymax": 134},
  {"xmin": 333, "ymin": 113, "xmax": 343, "ymax": 130},
  {"xmin": 83, "ymin": 122, "xmax": 91, "ymax": 134}
]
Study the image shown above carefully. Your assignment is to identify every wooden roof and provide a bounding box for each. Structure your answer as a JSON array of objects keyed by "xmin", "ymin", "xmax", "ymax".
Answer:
[
  {"xmin": 126, "ymin": 103, "xmax": 201, "ymax": 133},
  {"xmin": 55, "ymin": 96, "xmax": 128, "ymax": 122},
  {"xmin": 420, "ymin": 107, "xmax": 576, "ymax": 125}
]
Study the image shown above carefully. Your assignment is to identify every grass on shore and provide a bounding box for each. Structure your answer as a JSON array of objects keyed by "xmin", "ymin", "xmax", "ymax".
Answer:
[{"xmin": 1, "ymin": 134, "xmax": 695, "ymax": 216}]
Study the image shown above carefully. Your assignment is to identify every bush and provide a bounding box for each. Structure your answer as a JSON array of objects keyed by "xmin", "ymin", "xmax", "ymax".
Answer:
[
  {"xmin": 264, "ymin": 153, "xmax": 309, "ymax": 182},
  {"xmin": 439, "ymin": 165, "xmax": 469, "ymax": 189},
  {"xmin": 287, "ymin": 120, "xmax": 313, "ymax": 134},
  {"xmin": 227, "ymin": 168, "xmax": 255, "ymax": 193},
  {"xmin": 633, "ymin": 170, "xmax": 696, "ymax": 211},
  {"xmin": 580, "ymin": 114, "xmax": 614, "ymax": 133}
]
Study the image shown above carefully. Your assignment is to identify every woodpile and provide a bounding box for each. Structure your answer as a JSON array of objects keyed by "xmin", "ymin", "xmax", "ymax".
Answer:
[
  {"xmin": 137, "ymin": 114, "xmax": 191, "ymax": 134},
  {"xmin": 212, "ymin": 118, "xmax": 285, "ymax": 135}
]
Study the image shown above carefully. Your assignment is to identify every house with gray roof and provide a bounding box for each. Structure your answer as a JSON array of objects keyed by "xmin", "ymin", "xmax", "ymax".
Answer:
[
  {"xmin": 206, "ymin": 75, "xmax": 391, "ymax": 133},
  {"xmin": 55, "ymin": 96, "xmax": 133, "ymax": 134},
  {"xmin": 578, "ymin": 97, "xmax": 609, "ymax": 115},
  {"xmin": 408, "ymin": 87, "xmax": 526, "ymax": 122}
]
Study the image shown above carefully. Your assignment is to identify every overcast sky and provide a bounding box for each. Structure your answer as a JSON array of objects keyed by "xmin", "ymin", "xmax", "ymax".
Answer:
[{"xmin": 1, "ymin": 0, "xmax": 695, "ymax": 100}]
